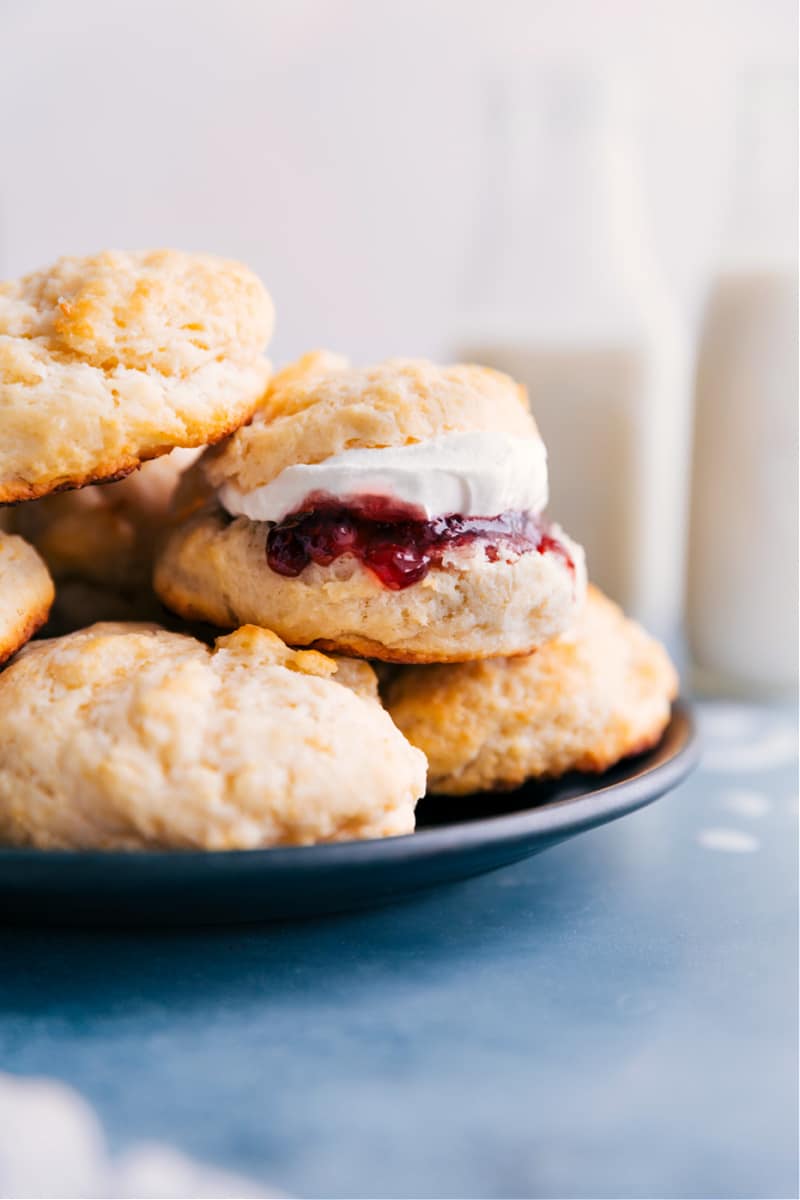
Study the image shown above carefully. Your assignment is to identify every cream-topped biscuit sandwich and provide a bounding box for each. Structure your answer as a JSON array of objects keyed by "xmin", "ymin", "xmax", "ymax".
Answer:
[{"xmin": 154, "ymin": 352, "xmax": 586, "ymax": 662}]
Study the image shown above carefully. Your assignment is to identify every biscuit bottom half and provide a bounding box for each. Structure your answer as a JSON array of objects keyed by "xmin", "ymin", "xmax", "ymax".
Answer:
[
  {"xmin": 154, "ymin": 506, "xmax": 587, "ymax": 663},
  {"xmin": 383, "ymin": 586, "xmax": 679, "ymax": 793}
]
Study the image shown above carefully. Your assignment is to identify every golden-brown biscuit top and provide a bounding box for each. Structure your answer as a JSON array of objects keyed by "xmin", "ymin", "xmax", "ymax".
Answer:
[
  {"xmin": 203, "ymin": 351, "xmax": 540, "ymax": 494},
  {"xmin": 0, "ymin": 250, "xmax": 274, "ymax": 502},
  {"xmin": 0, "ymin": 622, "xmax": 426, "ymax": 849},
  {"xmin": 0, "ymin": 249, "xmax": 273, "ymax": 374}
]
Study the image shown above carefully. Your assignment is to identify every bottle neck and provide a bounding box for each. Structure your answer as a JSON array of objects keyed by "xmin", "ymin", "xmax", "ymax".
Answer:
[
  {"xmin": 471, "ymin": 72, "xmax": 676, "ymax": 340},
  {"xmin": 723, "ymin": 71, "xmax": 797, "ymax": 270}
]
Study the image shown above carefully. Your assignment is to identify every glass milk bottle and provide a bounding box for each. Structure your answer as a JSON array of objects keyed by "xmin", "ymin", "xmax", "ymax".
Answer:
[
  {"xmin": 687, "ymin": 73, "xmax": 798, "ymax": 695},
  {"xmin": 459, "ymin": 73, "xmax": 693, "ymax": 644}
]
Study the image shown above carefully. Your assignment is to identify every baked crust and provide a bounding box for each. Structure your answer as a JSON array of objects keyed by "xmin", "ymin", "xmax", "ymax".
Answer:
[
  {"xmin": 8, "ymin": 448, "xmax": 200, "ymax": 589},
  {"xmin": 0, "ymin": 622, "xmax": 426, "ymax": 849},
  {"xmin": 0, "ymin": 250, "xmax": 273, "ymax": 501},
  {"xmin": 201, "ymin": 351, "xmax": 541, "ymax": 495},
  {"xmin": 0, "ymin": 532, "xmax": 55, "ymax": 665},
  {"xmin": 384, "ymin": 586, "xmax": 679, "ymax": 792}
]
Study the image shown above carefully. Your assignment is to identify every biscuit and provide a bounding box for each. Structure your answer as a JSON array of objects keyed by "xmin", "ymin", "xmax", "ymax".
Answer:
[
  {"xmin": 156, "ymin": 353, "xmax": 584, "ymax": 661},
  {"xmin": 202, "ymin": 351, "xmax": 539, "ymax": 494},
  {"xmin": 154, "ymin": 505, "xmax": 586, "ymax": 662},
  {"xmin": 8, "ymin": 448, "xmax": 200, "ymax": 628},
  {"xmin": 384, "ymin": 587, "xmax": 678, "ymax": 792},
  {"xmin": 0, "ymin": 532, "xmax": 55, "ymax": 665},
  {"xmin": 0, "ymin": 250, "xmax": 273, "ymax": 502},
  {"xmin": 0, "ymin": 623, "xmax": 426, "ymax": 849}
]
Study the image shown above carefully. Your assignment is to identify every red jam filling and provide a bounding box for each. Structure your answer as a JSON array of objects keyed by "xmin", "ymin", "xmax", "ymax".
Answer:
[{"xmin": 265, "ymin": 493, "xmax": 574, "ymax": 591}]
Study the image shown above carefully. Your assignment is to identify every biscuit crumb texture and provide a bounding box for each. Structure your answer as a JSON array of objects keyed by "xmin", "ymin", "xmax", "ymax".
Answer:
[
  {"xmin": 154, "ymin": 507, "xmax": 586, "ymax": 662},
  {"xmin": 202, "ymin": 351, "xmax": 541, "ymax": 494},
  {"xmin": 0, "ymin": 250, "xmax": 273, "ymax": 501},
  {"xmin": 385, "ymin": 586, "xmax": 679, "ymax": 792},
  {"xmin": 0, "ymin": 532, "xmax": 54, "ymax": 665},
  {"xmin": 0, "ymin": 623, "xmax": 426, "ymax": 849},
  {"xmin": 8, "ymin": 444, "xmax": 200, "ymax": 609}
]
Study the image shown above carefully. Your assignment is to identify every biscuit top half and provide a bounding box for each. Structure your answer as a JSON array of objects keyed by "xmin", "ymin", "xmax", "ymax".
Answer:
[{"xmin": 205, "ymin": 351, "xmax": 538, "ymax": 490}]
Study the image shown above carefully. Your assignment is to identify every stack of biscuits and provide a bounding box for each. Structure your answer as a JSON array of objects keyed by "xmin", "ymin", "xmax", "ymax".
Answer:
[{"xmin": 0, "ymin": 250, "xmax": 677, "ymax": 850}]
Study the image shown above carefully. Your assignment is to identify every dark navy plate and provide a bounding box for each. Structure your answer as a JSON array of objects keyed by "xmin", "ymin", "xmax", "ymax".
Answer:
[{"xmin": 0, "ymin": 701, "xmax": 697, "ymax": 926}]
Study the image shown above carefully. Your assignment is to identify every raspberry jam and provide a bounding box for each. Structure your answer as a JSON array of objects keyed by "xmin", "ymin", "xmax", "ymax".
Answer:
[{"xmin": 265, "ymin": 493, "xmax": 574, "ymax": 590}]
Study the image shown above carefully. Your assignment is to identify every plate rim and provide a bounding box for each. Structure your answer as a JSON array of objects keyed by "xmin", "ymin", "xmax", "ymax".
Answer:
[{"xmin": 0, "ymin": 700, "xmax": 699, "ymax": 871}]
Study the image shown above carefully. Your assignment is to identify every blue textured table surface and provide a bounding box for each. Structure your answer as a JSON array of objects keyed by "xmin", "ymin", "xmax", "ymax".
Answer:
[{"xmin": 0, "ymin": 702, "xmax": 797, "ymax": 1200}]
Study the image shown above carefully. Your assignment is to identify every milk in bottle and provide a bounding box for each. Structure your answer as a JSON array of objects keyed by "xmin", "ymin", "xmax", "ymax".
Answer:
[{"xmin": 687, "ymin": 74, "xmax": 798, "ymax": 693}]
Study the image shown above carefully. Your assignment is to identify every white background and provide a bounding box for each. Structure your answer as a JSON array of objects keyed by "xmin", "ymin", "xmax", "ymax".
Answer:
[{"xmin": 0, "ymin": 0, "xmax": 796, "ymax": 363}]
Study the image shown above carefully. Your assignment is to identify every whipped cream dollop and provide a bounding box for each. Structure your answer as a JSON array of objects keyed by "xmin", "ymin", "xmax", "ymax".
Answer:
[{"xmin": 217, "ymin": 431, "xmax": 549, "ymax": 523}]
